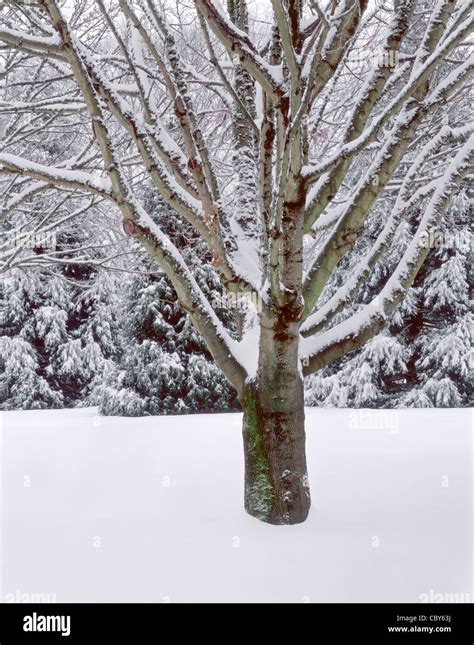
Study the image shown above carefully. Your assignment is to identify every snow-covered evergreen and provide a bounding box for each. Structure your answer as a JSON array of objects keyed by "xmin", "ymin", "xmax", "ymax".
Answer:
[
  {"xmin": 0, "ymin": 256, "xmax": 118, "ymax": 409},
  {"xmin": 0, "ymin": 269, "xmax": 63, "ymax": 409},
  {"xmin": 93, "ymin": 270, "xmax": 239, "ymax": 416},
  {"xmin": 305, "ymin": 188, "xmax": 473, "ymax": 408},
  {"xmin": 92, "ymin": 195, "xmax": 239, "ymax": 416}
]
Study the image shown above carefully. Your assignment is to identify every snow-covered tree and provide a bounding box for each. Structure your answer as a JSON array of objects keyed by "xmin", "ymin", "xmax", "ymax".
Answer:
[
  {"xmin": 91, "ymin": 276, "xmax": 238, "ymax": 416},
  {"xmin": 306, "ymin": 189, "xmax": 472, "ymax": 409},
  {"xmin": 92, "ymin": 191, "xmax": 239, "ymax": 414},
  {"xmin": 0, "ymin": 269, "xmax": 63, "ymax": 409},
  {"xmin": 94, "ymin": 266, "xmax": 239, "ymax": 416},
  {"xmin": 0, "ymin": 262, "xmax": 117, "ymax": 408},
  {"xmin": 400, "ymin": 188, "xmax": 473, "ymax": 406},
  {"xmin": 1, "ymin": 0, "xmax": 472, "ymax": 524}
]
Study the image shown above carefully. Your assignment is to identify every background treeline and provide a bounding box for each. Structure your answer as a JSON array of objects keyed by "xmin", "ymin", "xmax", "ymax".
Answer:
[{"xmin": 0, "ymin": 189, "xmax": 471, "ymax": 413}]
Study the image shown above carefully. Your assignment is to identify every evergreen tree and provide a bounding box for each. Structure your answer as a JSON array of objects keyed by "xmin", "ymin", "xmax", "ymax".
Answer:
[
  {"xmin": 94, "ymin": 196, "xmax": 239, "ymax": 416},
  {"xmin": 398, "ymin": 188, "xmax": 473, "ymax": 407},
  {"xmin": 0, "ymin": 269, "xmax": 63, "ymax": 409},
  {"xmin": 0, "ymin": 235, "xmax": 119, "ymax": 409},
  {"xmin": 305, "ymin": 188, "xmax": 472, "ymax": 408}
]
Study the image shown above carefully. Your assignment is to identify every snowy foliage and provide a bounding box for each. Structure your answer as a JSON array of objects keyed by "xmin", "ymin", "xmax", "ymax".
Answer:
[
  {"xmin": 0, "ymin": 0, "xmax": 472, "ymax": 415},
  {"xmin": 92, "ymin": 270, "xmax": 239, "ymax": 416},
  {"xmin": 306, "ymin": 189, "xmax": 473, "ymax": 408}
]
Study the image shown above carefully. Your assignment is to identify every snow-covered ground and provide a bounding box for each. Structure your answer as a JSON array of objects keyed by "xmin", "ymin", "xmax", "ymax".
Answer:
[{"xmin": 0, "ymin": 407, "xmax": 472, "ymax": 603}]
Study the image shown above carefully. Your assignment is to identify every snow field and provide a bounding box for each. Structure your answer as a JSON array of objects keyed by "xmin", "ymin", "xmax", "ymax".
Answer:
[{"xmin": 0, "ymin": 407, "xmax": 472, "ymax": 603}]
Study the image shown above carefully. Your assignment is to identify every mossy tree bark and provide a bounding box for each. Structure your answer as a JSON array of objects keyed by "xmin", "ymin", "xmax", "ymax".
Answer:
[
  {"xmin": 241, "ymin": 379, "xmax": 310, "ymax": 525},
  {"xmin": 241, "ymin": 303, "xmax": 310, "ymax": 525}
]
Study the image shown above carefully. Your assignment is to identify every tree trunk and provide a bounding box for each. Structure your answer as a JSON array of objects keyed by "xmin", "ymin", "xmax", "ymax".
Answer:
[
  {"xmin": 241, "ymin": 306, "xmax": 311, "ymax": 525},
  {"xmin": 241, "ymin": 378, "xmax": 310, "ymax": 525}
]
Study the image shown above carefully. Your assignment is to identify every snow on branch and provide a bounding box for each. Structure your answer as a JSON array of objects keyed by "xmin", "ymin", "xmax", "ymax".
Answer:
[
  {"xmin": 301, "ymin": 123, "xmax": 472, "ymax": 338},
  {"xmin": 302, "ymin": 6, "xmax": 473, "ymax": 187},
  {"xmin": 0, "ymin": 98, "xmax": 87, "ymax": 114},
  {"xmin": 195, "ymin": 0, "xmax": 284, "ymax": 99},
  {"xmin": 5, "ymin": 0, "xmax": 251, "ymax": 392},
  {"xmin": 0, "ymin": 25, "xmax": 63, "ymax": 58},
  {"xmin": 0, "ymin": 154, "xmax": 112, "ymax": 196},
  {"xmin": 301, "ymin": 133, "xmax": 474, "ymax": 375}
]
